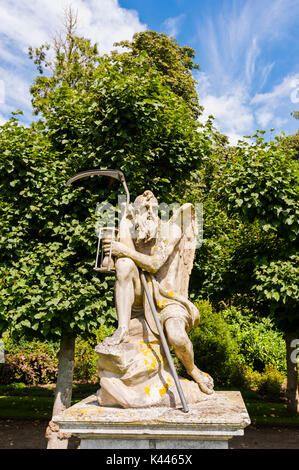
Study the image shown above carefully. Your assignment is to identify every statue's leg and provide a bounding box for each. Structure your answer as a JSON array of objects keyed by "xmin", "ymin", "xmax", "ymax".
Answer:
[
  {"xmin": 102, "ymin": 257, "xmax": 142, "ymax": 346},
  {"xmin": 165, "ymin": 317, "xmax": 214, "ymax": 394}
]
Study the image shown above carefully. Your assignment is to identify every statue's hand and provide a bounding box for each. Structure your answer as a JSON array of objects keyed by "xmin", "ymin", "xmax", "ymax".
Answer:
[{"xmin": 103, "ymin": 241, "xmax": 128, "ymax": 258}]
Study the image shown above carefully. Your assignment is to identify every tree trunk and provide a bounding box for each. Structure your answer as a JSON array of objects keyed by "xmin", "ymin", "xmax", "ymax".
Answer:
[
  {"xmin": 285, "ymin": 332, "xmax": 299, "ymax": 413},
  {"xmin": 46, "ymin": 334, "xmax": 76, "ymax": 449}
]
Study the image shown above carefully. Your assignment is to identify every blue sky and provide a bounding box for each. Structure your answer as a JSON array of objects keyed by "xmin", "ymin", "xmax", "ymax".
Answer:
[{"xmin": 0, "ymin": 0, "xmax": 298, "ymax": 143}]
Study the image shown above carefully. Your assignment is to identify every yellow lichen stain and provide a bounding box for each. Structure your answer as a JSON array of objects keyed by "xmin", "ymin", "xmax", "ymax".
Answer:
[
  {"xmin": 145, "ymin": 386, "xmax": 151, "ymax": 397},
  {"xmin": 159, "ymin": 382, "xmax": 171, "ymax": 396},
  {"xmin": 204, "ymin": 372, "xmax": 210, "ymax": 377},
  {"xmin": 167, "ymin": 291, "xmax": 174, "ymax": 297},
  {"xmin": 167, "ymin": 377, "xmax": 171, "ymax": 384}
]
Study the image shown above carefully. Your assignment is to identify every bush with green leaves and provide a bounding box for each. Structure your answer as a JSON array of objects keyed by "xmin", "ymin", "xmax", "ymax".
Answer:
[
  {"xmin": 0, "ymin": 325, "xmax": 116, "ymax": 385},
  {"xmin": 178, "ymin": 300, "xmax": 242, "ymax": 386},
  {"xmin": 176, "ymin": 300, "xmax": 287, "ymax": 391},
  {"xmin": 0, "ymin": 350, "xmax": 58, "ymax": 386},
  {"xmin": 222, "ymin": 307, "xmax": 286, "ymax": 372},
  {"xmin": 237, "ymin": 364, "xmax": 285, "ymax": 400},
  {"xmin": 257, "ymin": 365, "xmax": 285, "ymax": 400},
  {"xmin": 73, "ymin": 324, "xmax": 115, "ymax": 382}
]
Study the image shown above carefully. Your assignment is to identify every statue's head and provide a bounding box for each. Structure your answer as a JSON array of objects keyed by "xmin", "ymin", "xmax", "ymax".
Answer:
[{"xmin": 132, "ymin": 190, "xmax": 159, "ymax": 244}]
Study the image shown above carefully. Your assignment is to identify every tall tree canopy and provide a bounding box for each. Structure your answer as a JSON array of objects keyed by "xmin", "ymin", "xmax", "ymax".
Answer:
[
  {"xmin": 209, "ymin": 132, "xmax": 299, "ymax": 411},
  {"xmin": 114, "ymin": 31, "xmax": 202, "ymax": 119}
]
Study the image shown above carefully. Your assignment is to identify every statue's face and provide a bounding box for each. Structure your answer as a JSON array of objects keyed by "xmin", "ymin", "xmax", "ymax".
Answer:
[{"xmin": 132, "ymin": 193, "xmax": 159, "ymax": 244}]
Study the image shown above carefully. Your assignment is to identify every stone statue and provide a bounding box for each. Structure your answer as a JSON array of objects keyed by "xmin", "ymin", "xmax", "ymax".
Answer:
[{"xmin": 95, "ymin": 190, "xmax": 214, "ymax": 408}]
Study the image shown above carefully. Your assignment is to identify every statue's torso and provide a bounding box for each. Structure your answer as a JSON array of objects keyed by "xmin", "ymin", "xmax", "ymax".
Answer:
[{"xmin": 134, "ymin": 222, "xmax": 182, "ymax": 293}]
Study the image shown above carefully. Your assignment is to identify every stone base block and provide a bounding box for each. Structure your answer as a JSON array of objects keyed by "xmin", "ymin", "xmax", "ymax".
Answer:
[
  {"xmin": 79, "ymin": 438, "xmax": 229, "ymax": 449},
  {"xmin": 53, "ymin": 391, "xmax": 250, "ymax": 450}
]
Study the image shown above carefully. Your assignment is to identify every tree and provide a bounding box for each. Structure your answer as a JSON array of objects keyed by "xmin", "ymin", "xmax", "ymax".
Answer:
[
  {"xmin": 212, "ymin": 132, "xmax": 299, "ymax": 412},
  {"xmin": 29, "ymin": 7, "xmax": 100, "ymax": 117},
  {"xmin": 114, "ymin": 30, "xmax": 202, "ymax": 119},
  {"xmin": 0, "ymin": 116, "xmax": 114, "ymax": 447},
  {"xmin": 282, "ymin": 131, "xmax": 299, "ymax": 160},
  {"xmin": 1, "ymin": 11, "xmax": 214, "ymax": 448}
]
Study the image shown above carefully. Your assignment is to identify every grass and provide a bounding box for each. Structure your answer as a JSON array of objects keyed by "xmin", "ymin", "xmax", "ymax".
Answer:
[
  {"xmin": 0, "ymin": 383, "xmax": 98, "ymax": 419},
  {"xmin": 0, "ymin": 396, "xmax": 62, "ymax": 419},
  {"xmin": 0, "ymin": 383, "xmax": 298, "ymax": 425},
  {"xmin": 246, "ymin": 402, "xmax": 299, "ymax": 426},
  {"xmin": 0, "ymin": 382, "xmax": 98, "ymax": 398}
]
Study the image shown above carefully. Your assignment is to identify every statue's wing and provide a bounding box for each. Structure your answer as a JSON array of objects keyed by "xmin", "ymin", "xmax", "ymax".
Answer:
[{"xmin": 171, "ymin": 203, "xmax": 198, "ymax": 297}]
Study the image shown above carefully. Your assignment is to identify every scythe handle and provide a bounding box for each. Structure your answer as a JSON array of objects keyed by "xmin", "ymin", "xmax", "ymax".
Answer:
[{"xmin": 140, "ymin": 271, "xmax": 189, "ymax": 413}]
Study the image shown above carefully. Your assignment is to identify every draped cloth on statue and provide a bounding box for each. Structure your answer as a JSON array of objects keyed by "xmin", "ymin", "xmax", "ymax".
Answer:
[{"xmin": 143, "ymin": 274, "xmax": 200, "ymax": 335}]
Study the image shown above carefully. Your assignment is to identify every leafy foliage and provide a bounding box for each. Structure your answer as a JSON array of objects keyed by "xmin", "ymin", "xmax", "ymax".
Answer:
[
  {"xmin": 223, "ymin": 307, "xmax": 286, "ymax": 372},
  {"xmin": 181, "ymin": 301, "xmax": 242, "ymax": 386},
  {"xmin": 114, "ymin": 30, "xmax": 201, "ymax": 118},
  {"xmin": 215, "ymin": 133, "xmax": 298, "ymax": 242},
  {"xmin": 253, "ymin": 256, "xmax": 299, "ymax": 332},
  {"xmin": 0, "ymin": 117, "xmax": 116, "ymax": 340},
  {"xmin": 0, "ymin": 28, "xmax": 214, "ymax": 345},
  {"xmin": 207, "ymin": 132, "xmax": 299, "ymax": 333}
]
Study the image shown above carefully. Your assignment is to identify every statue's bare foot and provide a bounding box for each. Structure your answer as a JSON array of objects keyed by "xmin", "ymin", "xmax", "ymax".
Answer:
[
  {"xmin": 101, "ymin": 327, "xmax": 129, "ymax": 346},
  {"xmin": 188, "ymin": 366, "xmax": 214, "ymax": 395}
]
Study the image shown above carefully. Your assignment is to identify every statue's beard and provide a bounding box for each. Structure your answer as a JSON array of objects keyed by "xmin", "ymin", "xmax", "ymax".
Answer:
[{"xmin": 135, "ymin": 217, "xmax": 158, "ymax": 245}]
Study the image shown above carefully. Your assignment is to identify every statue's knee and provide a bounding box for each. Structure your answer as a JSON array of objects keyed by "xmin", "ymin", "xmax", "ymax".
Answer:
[
  {"xmin": 166, "ymin": 324, "xmax": 188, "ymax": 350},
  {"xmin": 115, "ymin": 257, "xmax": 135, "ymax": 280}
]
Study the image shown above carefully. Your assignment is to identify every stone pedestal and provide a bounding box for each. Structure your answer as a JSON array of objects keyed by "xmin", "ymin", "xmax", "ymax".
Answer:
[{"xmin": 53, "ymin": 391, "xmax": 250, "ymax": 449}]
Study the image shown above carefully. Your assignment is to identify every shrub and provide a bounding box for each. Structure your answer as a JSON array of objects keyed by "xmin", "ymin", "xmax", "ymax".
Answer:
[
  {"xmin": 257, "ymin": 365, "xmax": 285, "ymax": 400},
  {"xmin": 73, "ymin": 325, "xmax": 116, "ymax": 383},
  {"xmin": 222, "ymin": 307, "xmax": 286, "ymax": 372},
  {"xmin": 73, "ymin": 339, "xmax": 98, "ymax": 382},
  {"xmin": 180, "ymin": 300, "xmax": 242, "ymax": 386},
  {"xmin": 0, "ymin": 351, "xmax": 58, "ymax": 385},
  {"xmin": 0, "ymin": 326, "xmax": 116, "ymax": 385},
  {"xmin": 225, "ymin": 363, "xmax": 285, "ymax": 400},
  {"xmin": 229, "ymin": 364, "xmax": 261, "ymax": 390}
]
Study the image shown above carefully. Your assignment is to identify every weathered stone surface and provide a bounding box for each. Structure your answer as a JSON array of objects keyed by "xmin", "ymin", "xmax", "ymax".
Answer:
[
  {"xmin": 95, "ymin": 316, "xmax": 213, "ymax": 408},
  {"xmin": 92, "ymin": 194, "xmax": 214, "ymax": 410},
  {"xmin": 53, "ymin": 391, "xmax": 250, "ymax": 449},
  {"xmin": 79, "ymin": 438, "xmax": 229, "ymax": 449}
]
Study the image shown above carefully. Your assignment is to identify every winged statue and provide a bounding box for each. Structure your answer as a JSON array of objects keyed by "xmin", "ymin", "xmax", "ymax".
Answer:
[{"xmin": 95, "ymin": 190, "xmax": 214, "ymax": 408}]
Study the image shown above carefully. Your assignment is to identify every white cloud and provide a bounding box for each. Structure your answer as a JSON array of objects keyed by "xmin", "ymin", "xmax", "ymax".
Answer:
[
  {"xmin": 259, "ymin": 62, "xmax": 275, "ymax": 91},
  {"xmin": 0, "ymin": 0, "xmax": 146, "ymax": 124},
  {"xmin": 195, "ymin": 0, "xmax": 299, "ymax": 143},
  {"xmin": 256, "ymin": 110, "xmax": 274, "ymax": 128},
  {"xmin": 197, "ymin": 72, "xmax": 299, "ymax": 143},
  {"xmin": 245, "ymin": 37, "xmax": 260, "ymax": 84},
  {"xmin": 198, "ymin": 83, "xmax": 255, "ymax": 144},
  {"xmin": 0, "ymin": 0, "xmax": 146, "ymax": 54},
  {"xmin": 252, "ymin": 73, "xmax": 299, "ymax": 130},
  {"xmin": 162, "ymin": 14, "xmax": 185, "ymax": 37},
  {"xmin": 252, "ymin": 75, "xmax": 299, "ymax": 106}
]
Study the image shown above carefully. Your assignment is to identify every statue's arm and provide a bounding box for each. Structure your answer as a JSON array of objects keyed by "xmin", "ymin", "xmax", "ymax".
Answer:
[{"xmin": 110, "ymin": 224, "xmax": 181, "ymax": 273}]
